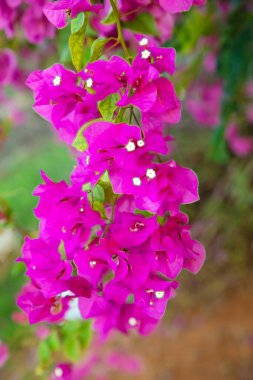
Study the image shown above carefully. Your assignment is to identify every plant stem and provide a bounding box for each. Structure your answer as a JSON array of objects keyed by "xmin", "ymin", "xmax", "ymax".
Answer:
[{"xmin": 109, "ymin": 0, "xmax": 131, "ymax": 60}]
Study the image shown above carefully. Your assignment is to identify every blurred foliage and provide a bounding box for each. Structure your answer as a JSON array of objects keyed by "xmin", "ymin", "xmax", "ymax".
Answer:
[{"xmin": 0, "ymin": 139, "xmax": 74, "ymax": 230}]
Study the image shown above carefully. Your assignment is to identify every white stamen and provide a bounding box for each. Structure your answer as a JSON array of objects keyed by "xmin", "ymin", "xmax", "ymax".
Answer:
[
  {"xmin": 132, "ymin": 177, "xmax": 142, "ymax": 186},
  {"xmin": 128, "ymin": 317, "xmax": 137, "ymax": 327},
  {"xmin": 146, "ymin": 168, "xmax": 156, "ymax": 179},
  {"xmin": 155, "ymin": 291, "xmax": 165, "ymax": 299},
  {"xmin": 53, "ymin": 75, "xmax": 61, "ymax": 86},
  {"xmin": 139, "ymin": 37, "xmax": 148, "ymax": 46},
  {"xmin": 86, "ymin": 78, "xmax": 93, "ymax": 88},
  {"xmin": 80, "ymin": 207, "xmax": 85, "ymax": 213},
  {"xmin": 169, "ymin": 160, "xmax": 176, "ymax": 168},
  {"xmin": 125, "ymin": 141, "xmax": 136, "ymax": 152},
  {"xmin": 141, "ymin": 49, "xmax": 151, "ymax": 59},
  {"xmin": 54, "ymin": 367, "xmax": 63, "ymax": 378},
  {"xmin": 84, "ymin": 68, "xmax": 88, "ymax": 73},
  {"xmin": 86, "ymin": 155, "xmax": 90, "ymax": 165},
  {"xmin": 32, "ymin": 265, "xmax": 36, "ymax": 270},
  {"xmin": 137, "ymin": 139, "xmax": 145, "ymax": 147},
  {"xmin": 61, "ymin": 226, "xmax": 66, "ymax": 233}
]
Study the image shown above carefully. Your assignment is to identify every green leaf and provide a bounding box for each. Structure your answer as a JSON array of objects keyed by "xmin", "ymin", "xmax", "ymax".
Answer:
[
  {"xmin": 57, "ymin": 24, "xmax": 72, "ymax": 64},
  {"xmin": 123, "ymin": 13, "xmax": 159, "ymax": 36},
  {"xmin": 114, "ymin": 107, "xmax": 126, "ymax": 123},
  {"xmin": 72, "ymin": 118, "xmax": 103, "ymax": 152},
  {"xmin": 71, "ymin": 12, "xmax": 85, "ymax": 33},
  {"xmin": 79, "ymin": 320, "xmax": 92, "ymax": 349},
  {"xmin": 72, "ymin": 132, "xmax": 88, "ymax": 152},
  {"xmin": 92, "ymin": 201, "xmax": 107, "ymax": 219},
  {"xmin": 93, "ymin": 183, "xmax": 105, "ymax": 203},
  {"xmin": 38, "ymin": 341, "xmax": 51, "ymax": 366},
  {"xmin": 69, "ymin": 13, "xmax": 89, "ymax": 71},
  {"xmin": 47, "ymin": 330, "xmax": 61, "ymax": 352},
  {"xmin": 98, "ymin": 93, "xmax": 120, "ymax": 121},
  {"xmin": 101, "ymin": 11, "xmax": 116, "ymax": 25},
  {"xmin": 90, "ymin": 37, "xmax": 115, "ymax": 62},
  {"xmin": 63, "ymin": 335, "xmax": 81, "ymax": 363}
]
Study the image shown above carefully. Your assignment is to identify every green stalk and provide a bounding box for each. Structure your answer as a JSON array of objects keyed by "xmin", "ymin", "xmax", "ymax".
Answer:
[{"xmin": 109, "ymin": 0, "xmax": 131, "ymax": 60}]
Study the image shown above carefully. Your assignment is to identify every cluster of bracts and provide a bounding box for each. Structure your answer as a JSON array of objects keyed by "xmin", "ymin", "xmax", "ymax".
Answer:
[{"xmin": 16, "ymin": 0, "xmax": 206, "ymax": 338}]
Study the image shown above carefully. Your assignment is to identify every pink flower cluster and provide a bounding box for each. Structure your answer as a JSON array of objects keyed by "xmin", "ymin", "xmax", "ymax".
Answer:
[
  {"xmin": 42, "ymin": 0, "xmax": 206, "ymax": 43},
  {"xmin": 26, "ymin": 40, "xmax": 180, "ymax": 144},
  {"xmin": 18, "ymin": 34, "xmax": 205, "ymax": 337},
  {"xmin": 0, "ymin": 0, "xmax": 54, "ymax": 43}
]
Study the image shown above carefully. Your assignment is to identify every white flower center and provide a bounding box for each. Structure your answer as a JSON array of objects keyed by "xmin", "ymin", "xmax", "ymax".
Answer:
[
  {"xmin": 139, "ymin": 37, "xmax": 148, "ymax": 46},
  {"xmin": 146, "ymin": 168, "xmax": 156, "ymax": 179},
  {"xmin": 125, "ymin": 141, "xmax": 136, "ymax": 152},
  {"xmin": 53, "ymin": 75, "xmax": 61, "ymax": 86},
  {"xmin": 54, "ymin": 367, "xmax": 63, "ymax": 378},
  {"xmin": 132, "ymin": 177, "xmax": 142, "ymax": 186},
  {"xmin": 86, "ymin": 78, "xmax": 93, "ymax": 88},
  {"xmin": 89, "ymin": 260, "xmax": 97, "ymax": 268},
  {"xmin": 155, "ymin": 291, "xmax": 165, "ymax": 299},
  {"xmin": 137, "ymin": 139, "xmax": 145, "ymax": 147},
  {"xmin": 141, "ymin": 49, "xmax": 151, "ymax": 59},
  {"xmin": 128, "ymin": 317, "xmax": 137, "ymax": 327}
]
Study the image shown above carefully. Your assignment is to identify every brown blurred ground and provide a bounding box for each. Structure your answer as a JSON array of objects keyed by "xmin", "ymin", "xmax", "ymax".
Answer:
[{"xmin": 110, "ymin": 272, "xmax": 253, "ymax": 380}]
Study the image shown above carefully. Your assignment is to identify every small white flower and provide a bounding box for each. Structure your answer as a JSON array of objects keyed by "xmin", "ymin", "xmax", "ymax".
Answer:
[
  {"xmin": 132, "ymin": 177, "xmax": 142, "ymax": 186},
  {"xmin": 141, "ymin": 49, "xmax": 151, "ymax": 59},
  {"xmin": 86, "ymin": 78, "xmax": 93, "ymax": 88},
  {"xmin": 54, "ymin": 367, "xmax": 63, "ymax": 378},
  {"xmin": 53, "ymin": 75, "xmax": 61, "ymax": 86},
  {"xmin": 137, "ymin": 139, "xmax": 145, "ymax": 147},
  {"xmin": 89, "ymin": 260, "xmax": 97, "ymax": 268},
  {"xmin": 125, "ymin": 141, "xmax": 136, "ymax": 152},
  {"xmin": 128, "ymin": 317, "xmax": 137, "ymax": 327},
  {"xmin": 139, "ymin": 37, "xmax": 148, "ymax": 46},
  {"xmin": 155, "ymin": 291, "xmax": 165, "ymax": 299},
  {"xmin": 146, "ymin": 168, "xmax": 156, "ymax": 179}
]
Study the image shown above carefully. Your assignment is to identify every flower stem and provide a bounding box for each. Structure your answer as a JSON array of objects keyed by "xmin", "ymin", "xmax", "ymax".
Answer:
[{"xmin": 109, "ymin": 0, "xmax": 131, "ymax": 60}]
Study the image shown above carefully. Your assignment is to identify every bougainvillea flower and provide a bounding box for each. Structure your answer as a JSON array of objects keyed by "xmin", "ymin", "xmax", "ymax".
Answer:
[
  {"xmin": 109, "ymin": 212, "xmax": 158, "ymax": 248},
  {"xmin": 0, "ymin": 49, "xmax": 17, "ymax": 85},
  {"xmin": 43, "ymin": 0, "xmax": 102, "ymax": 29},
  {"xmin": 186, "ymin": 81, "xmax": 223, "ymax": 128},
  {"xmin": 20, "ymin": 237, "xmax": 72, "ymax": 286},
  {"xmin": 22, "ymin": 4, "xmax": 55, "ymax": 44},
  {"xmin": 0, "ymin": 342, "xmax": 9, "ymax": 368},
  {"xmin": 26, "ymin": 63, "xmax": 100, "ymax": 143},
  {"xmin": 158, "ymin": 0, "xmax": 205, "ymax": 13},
  {"xmin": 74, "ymin": 242, "xmax": 118, "ymax": 288},
  {"xmin": 34, "ymin": 172, "xmax": 103, "ymax": 257},
  {"xmin": 110, "ymin": 160, "xmax": 199, "ymax": 214},
  {"xmin": 226, "ymin": 123, "xmax": 253, "ymax": 157},
  {"xmin": 151, "ymin": 213, "xmax": 206, "ymax": 278},
  {"xmin": 17, "ymin": 283, "xmax": 70, "ymax": 324},
  {"xmin": 133, "ymin": 275, "xmax": 178, "ymax": 319},
  {"xmin": 135, "ymin": 35, "xmax": 176, "ymax": 75}
]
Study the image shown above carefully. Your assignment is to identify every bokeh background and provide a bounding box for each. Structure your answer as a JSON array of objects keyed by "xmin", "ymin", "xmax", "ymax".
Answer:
[{"xmin": 0, "ymin": 1, "xmax": 253, "ymax": 379}]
